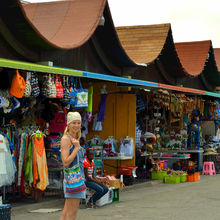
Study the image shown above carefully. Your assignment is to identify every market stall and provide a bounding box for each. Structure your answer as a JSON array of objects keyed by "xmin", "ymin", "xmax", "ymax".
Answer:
[{"xmin": 134, "ymin": 88, "xmax": 220, "ymax": 180}]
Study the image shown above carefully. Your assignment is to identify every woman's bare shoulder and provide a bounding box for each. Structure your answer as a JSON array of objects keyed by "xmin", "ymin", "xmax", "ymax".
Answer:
[
  {"xmin": 61, "ymin": 135, "xmax": 69, "ymax": 141},
  {"xmin": 61, "ymin": 135, "xmax": 71, "ymax": 148}
]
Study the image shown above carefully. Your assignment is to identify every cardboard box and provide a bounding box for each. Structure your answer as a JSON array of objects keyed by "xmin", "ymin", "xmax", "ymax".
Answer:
[{"xmin": 109, "ymin": 179, "xmax": 121, "ymax": 189}]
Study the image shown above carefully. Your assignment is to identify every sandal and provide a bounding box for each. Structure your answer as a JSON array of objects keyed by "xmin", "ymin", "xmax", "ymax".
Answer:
[{"xmin": 86, "ymin": 202, "xmax": 94, "ymax": 209}]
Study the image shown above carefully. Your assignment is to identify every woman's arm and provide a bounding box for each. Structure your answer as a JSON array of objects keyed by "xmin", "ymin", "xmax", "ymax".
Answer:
[
  {"xmin": 60, "ymin": 136, "xmax": 80, "ymax": 168},
  {"xmin": 84, "ymin": 166, "xmax": 104, "ymax": 186},
  {"xmin": 92, "ymin": 171, "xmax": 104, "ymax": 186}
]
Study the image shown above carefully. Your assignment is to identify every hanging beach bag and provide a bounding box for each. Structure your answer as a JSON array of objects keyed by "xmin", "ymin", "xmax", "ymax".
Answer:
[
  {"xmin": 49, "ymin": 105, "xmax": 67, "ymax": 133},
  {"xmin": 68, "ymin": 76, "xmax": 78, "ymax": 106},
  {"xmin": 45, "ymin": 135, "xmax": 61, "ymax": 152},
  {"xmin": 74, "ymin": 78, "xmax": 88, "ymax": 109},
  {"xmin": 24, "ymin": 72, "xmax": 32, "ymax": 97},
  {"xmin": 9, "ymin": 70, "xmax": 26, "ymax": 98},
  {"xmin": 64, "ymin": 153, "xmax": 86, "ymax": 193},
  {"xmin": 41, "ymin": 74, "xmax": 50, "ymax": 97},
  {"xmin": 55, "ymin": 75, "xmax": 64, "ymax": 98},
  {"xmin": 30, "ymin": 72, "xmax": 40, "ymax": 97},
  {"xmin": 61, "ymin": 76, "xmax": 71, "ymax": 105},
  {"xmin": 48, "ymin": 74, "xmax": 57, "ymax": 98}
]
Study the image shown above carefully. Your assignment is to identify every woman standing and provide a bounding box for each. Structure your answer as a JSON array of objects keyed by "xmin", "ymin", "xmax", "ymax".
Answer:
[{"xmin": 60, "ymin": 112, "xmax": 86, "ymax": 220}]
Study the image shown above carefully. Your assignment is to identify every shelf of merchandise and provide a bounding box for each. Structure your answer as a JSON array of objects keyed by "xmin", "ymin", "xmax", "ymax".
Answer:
[
  {"xmin": 187, "ymin": 122, "xmax": 203, "ymax": 170},
  {"xmin": 104, "ymin": 156, "xmax": 133, "ymax": 160},
  {"xmin": 160, "ymin": 157, "xmax": 190, "ymax": 160},
  {"xmin": 92, "ymin": 145, "xmax": 104, "ymax": 176}
]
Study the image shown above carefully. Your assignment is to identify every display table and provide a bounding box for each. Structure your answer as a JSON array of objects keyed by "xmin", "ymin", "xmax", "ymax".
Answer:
[
  {"xmin": 104, "ymin": 156, "xmax": 132, "ymax": 160},
  {"xmin": 160, "ymin": 157, "xmax": 190, "ymax": 159},
  {"xmin": 141, "ymin": 152, "xmax": 158, "ymax": 157},
  {"xmin": 104, "ymin": 156, "xmax": 133, "ymax": 175}
]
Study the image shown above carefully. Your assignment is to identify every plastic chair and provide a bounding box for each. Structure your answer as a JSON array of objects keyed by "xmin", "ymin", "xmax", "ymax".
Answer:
[{"xmin": 202, "ymin": 162, "xmax": 216, "ymax": 175}]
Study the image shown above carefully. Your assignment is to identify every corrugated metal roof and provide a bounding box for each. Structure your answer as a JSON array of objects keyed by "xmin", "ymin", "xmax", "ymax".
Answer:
[
  {"xmin": 214, "ymin": 48, "xmax": 220, "ymax": 70},
  {"xmin": 175, "ymin": 41, "xmax": 211, "ymax": 76},
  {"xmin": 116, "ymin": 24, "xmax": 170, "ymax": 63},
  {"xmin": 22, "ymin": 0, "xmax": 106, "ymax": 49}
]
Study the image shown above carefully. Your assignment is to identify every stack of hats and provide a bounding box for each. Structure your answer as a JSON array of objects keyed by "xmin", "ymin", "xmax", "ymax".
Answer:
[
  {"xmin": 0, "ymin": 91, "xmax": 20, "ymax": 114},
  {"xmin": 203, "ymin": 146, "xmax": 218, "ymax": 155}
]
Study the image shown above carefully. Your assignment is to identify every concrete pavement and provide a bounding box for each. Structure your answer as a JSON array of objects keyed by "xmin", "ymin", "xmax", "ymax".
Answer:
[{"xmin": 10, "ymin": 175, "xmax": 220, "ymax": 220}]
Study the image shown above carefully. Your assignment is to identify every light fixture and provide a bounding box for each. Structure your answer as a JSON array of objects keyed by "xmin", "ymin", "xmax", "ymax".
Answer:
[{"xmin": 99, "ymin": 15, "xmax": 105, "ymax": 26}]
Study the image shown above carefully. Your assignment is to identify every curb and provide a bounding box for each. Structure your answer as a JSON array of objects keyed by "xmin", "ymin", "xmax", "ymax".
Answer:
[{"xmin": 120, "ymin": 179, "xmax": 162, "ymax": 192}]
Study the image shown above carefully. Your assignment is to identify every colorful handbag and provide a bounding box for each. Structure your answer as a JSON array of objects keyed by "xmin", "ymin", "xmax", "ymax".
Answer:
[
  {"xmin": 49, "ymin": 105, "xmax": 67, "ymax": 133},
  {"xmin": 55, "ymin": 75, "xmax": 64, "ymax": 98},
  {"xmin": 30, "ymin": 72, "xmax": 40, "ymax": 97},
  {"xmin": 74, "ymin": 78, "xmax": 88, "ymax": 109},
  {"xmin": 64, "ymin": 153, "xmax": 86, "ymax": 193},
  {"xmin": 68, "ymin": 76, "xmax": 78, "ymax": 106},
  {"xmin": 48, "ymin": 74, "xmax": 57, "ymax": 98},
  {"xmin": 45, "ymin": 135, "xmax": 61, "ymax": 152},
  {"xmin": 41, "ymin": 74, "xmax": 50, "ymax": 97},
  {"xmin": 24, "ymin": 72, "xmax": 32, "ymax": 97},
  {"xmin": 61, "ymin": 76, "xmax": 71, "ymax": 105},
  {"xmin": 9, "ymin": 70, "xmax": 26, "ymax": 98}
]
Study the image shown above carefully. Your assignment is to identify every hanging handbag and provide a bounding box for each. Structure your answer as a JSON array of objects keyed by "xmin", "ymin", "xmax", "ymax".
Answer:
[
  {"xmin": 48, "ymin": 74, "xmax": 57, "ymax": 98},
  {"xmin": 45, "ymin": 135, "xmax": 61, "ymax": 152},
  {"xmin": 61, "ymin": 76, "xmax": 71, "ymax": 105},
  {"xmin": 55, "ymin": 75, "xmax": 64, "ymax": 98},
  {"xmin": 68, "ymin": 76, "xmax": 78, "ymax": 106},
  {"xmin": 41, "ymin": 74, "xmax": 50, "ymax": 97},
  {"xmin": 64, "ymin": 153, "xmax": 86, "ymax": 193},
  {"xmin": 24, "ymin": 72, "xmax": 32, "ymax": 97},
  {"xmin": 74, "ymin": 78, "xmax": 88, "ymax": 109},
  {"xmin": 30, "ymin": 72, "xmax": 40, "ymax": 97},
  {"xmin": 49, "ymin": 105, "xmax": 67, "ymax": 133},
  {"xmin": 9, "ymin": 70, "xmax": 26, "ymax": 98}
]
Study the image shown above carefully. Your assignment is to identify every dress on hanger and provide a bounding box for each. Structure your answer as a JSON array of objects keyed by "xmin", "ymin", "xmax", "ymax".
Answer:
[
  {"xmin": 0, "ymin": 134, "xmax": 16, "ymax": 187},
  {"xmin": 32, "ymin": 133, "xmax": 49, "ymax": 191}
]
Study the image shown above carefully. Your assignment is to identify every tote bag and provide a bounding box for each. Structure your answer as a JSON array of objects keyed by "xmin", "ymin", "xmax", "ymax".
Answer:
[
  {"xmin": 74, "ymin": 78, "xmax": 88, "ymax": 109},
  {"xmin": 30, "ymin": 72, "xmax": 40, "ymax": 97},
  {"xmin": 9, "ymin": 70, "xmax": 26, "ymax": 98},
  {"xmin": 49, "ymin": 105, "xmax": 67, "ymax": 133},
  {"xmin": 61, "ymin": 76, "xmax": 71, "ymax": 105},
  {"xmin": 55, "ymin": 75, "xmax": 64, "ymax": 98},
  {"xmin": 64, "ymin": 153, "xmax": 86, "ymax": 193},
  {"xmin": 41, "ymin": 74, "xmax": 50, "ymax": 97},
  {"xmin": 68, "ymin": 76, "xmax": 78, "ymax": 106},
  {"xmin": 45, "ymin": 135, "xmax": 61, "ymax": 152},
  {"xmin": 24, "ymin": 72, "xmax": 32, "ymax": 97},
  {"xmin": 48, "ymin": 74, "xmax": 57, "ymax": 98}
]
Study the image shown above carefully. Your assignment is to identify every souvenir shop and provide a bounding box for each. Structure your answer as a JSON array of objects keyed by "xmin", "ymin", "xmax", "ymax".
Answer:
[
  {"xmin": 0, "ymin": 66, "xmax": 137, "ymax": 203},
  {"xmin": 134, "ymin": 88, "xmax": 220, "ymax": 182},
  {"xmin": 1, "ymin": 64, "xmax": 220, "ymax": 205}
]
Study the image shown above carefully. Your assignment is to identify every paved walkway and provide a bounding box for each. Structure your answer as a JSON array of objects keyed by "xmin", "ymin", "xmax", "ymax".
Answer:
[{"xmin": 11, "ymin": 175, "xmax": 220, "ymax": 220}]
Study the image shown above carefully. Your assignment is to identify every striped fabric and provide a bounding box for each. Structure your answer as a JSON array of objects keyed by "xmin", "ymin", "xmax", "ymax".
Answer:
[{"xmin": 64, "ymin": 164, "xmax": 86, "ymax": 193}]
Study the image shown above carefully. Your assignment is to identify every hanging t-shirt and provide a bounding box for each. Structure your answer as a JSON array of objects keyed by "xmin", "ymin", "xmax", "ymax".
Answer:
[
  {"xmin": 120, "ymin": 138, "xmax": 134, "ymax": 157},
  {"xmin": 0, "ymin": 134, "xmax": 16, "ymax": 187},
  {"xmin": 0, "ymin": 134, "xmax": 7, "ymax": 175}
]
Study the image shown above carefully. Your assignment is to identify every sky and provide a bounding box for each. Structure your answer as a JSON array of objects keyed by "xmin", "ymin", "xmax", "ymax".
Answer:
[{"xmin": 27, "ymin": 0, "xmax": 220, "ymax": 48}]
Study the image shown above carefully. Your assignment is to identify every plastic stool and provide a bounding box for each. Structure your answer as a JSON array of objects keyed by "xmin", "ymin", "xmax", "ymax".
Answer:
[
  {"xmin": 163, "ymin": 160, "xmax": 168, "ymax": 168},
  {"xmin": 112, "ymin": 188, "xmax": 119, "ymax": 203},
  {"xmin": 202, "ymin": 162, "xmax": 216, "ymax": 175}
]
